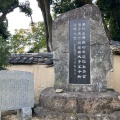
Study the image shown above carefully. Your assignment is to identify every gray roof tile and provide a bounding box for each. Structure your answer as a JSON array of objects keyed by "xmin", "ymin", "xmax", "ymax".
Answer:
[{"xmin": 9, "ymin": 53, "xmax": 53, "ymax": 65}]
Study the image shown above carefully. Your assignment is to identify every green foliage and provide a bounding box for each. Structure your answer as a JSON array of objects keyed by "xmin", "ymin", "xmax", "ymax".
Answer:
[
  {"xmin": 52, "ymin": 0, "xmax": 92, "ymax": 14},
  {"xmin": 0, "ymin": 0, "xmax": 32, "ymax": 69},
  {"xmin": 0, "ymin": 0, "xmax": 18, "ymax": 12},
  {"xmin": 0, "ymin": 0, "xmax": 32, "ymax": 39},
  {"xmin": 19, "ymin": 1, "xmax": 32, "ymax": 16},
  {"xmin": 0, "ymin": 0, "xmax": 32, "ymax": 43},
  {"xmin": 96, "ymin": 0, "xmax": 120, "ymax": 41},
  {"xmin": 10, "ymin": 29, "xmax": 29, "ymax": 53},
  {"xmin": 0, "ymin": 36, "xmax": 10, "ymax": 70},
  {"xmin": 9, "ymin": 22, "xmax": 46, "ymax": 53},
  {"xmin": 0, "ymin": 0, "xmax": 32, "ymax": 16},
  {"xmin": 0, "ymin": 20, "xmax": 10, "ymax": 39},
  {"xmin": 29, "ymin": 22, "xmax": 46, "ymax": 52}
]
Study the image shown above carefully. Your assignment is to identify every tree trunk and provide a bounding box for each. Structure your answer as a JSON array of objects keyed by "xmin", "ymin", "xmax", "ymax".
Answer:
[
  {"xmin": 44, "ymin": 0, "xmax": 53, "ymax": 51},
  {"xmin": 0, "ymin": 13, "xmax": 7, "ymax": 25},
  {"xmin": 102, "ymin": 17, "xmax": 112, "ymax": 44},
  {"xmin": 36, "ymin": 0, "xmax": 52, "ymax": 52},
  {"xmin": 36, "ymin": 0, "xmax": 93, "ymax": 52}
]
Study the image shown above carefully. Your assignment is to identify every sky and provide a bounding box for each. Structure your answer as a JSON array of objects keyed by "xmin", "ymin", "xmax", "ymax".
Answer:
[
  {"xmin": 7, "ymin": 0, "xmax": 43, "ymax": 34},
  {"xmin": 7, "ymin": 0, "xmax": 96, "ymax": 34}
]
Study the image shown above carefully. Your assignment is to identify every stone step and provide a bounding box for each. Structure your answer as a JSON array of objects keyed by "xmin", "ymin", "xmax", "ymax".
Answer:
[
  {"xmin": 38, "ymin": 87, "xmax": 120, "ymax": 114},
  {"xmin": 34, "ymin": 106, "xmax": 120, "ymax": 120}
]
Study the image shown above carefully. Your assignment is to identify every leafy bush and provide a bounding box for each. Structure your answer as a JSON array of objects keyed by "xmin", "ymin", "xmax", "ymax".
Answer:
[
  {"xmin": 0, "ymin": 36, "xmax": 10, "ymax": 70},
  {"xmin": 9, "ymin": 22, "xmax": 46, "ymax": 53}
]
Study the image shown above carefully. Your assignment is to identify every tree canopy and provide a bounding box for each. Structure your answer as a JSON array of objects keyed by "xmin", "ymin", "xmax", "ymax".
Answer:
[
  {"xmin": 53, "ymin": 0, "xmax": 92, "ymax": 14},
  {"xmin": 37, "ymin": 0, "xmax": 120, "ymax": 46},
  {"xmin": 0, "ymin": 0, "xmax": 32, "ymax": 69},
  {"xmin": 0, "ymin": 0, "xmax": 32, "ymax": 24},
  {"xmin": 9, "ymin": 22, "xmax": 46, "ymax": 53},
  {"xmin": 96, "ymin": 0, "xmax": 120, "ymax": 41},
  {"xmin": 29, "ymin": 22, "xmax": 46, "ymax": 52},
  {"xmin": 0, "ymin": 0, "xmax": 32, "ymax": 40},
  {"xmin": 36, "ymin": 0, "xmax": 93, "ymax": 52}
]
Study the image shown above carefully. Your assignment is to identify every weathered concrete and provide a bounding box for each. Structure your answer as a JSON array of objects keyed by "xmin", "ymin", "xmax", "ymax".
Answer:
[{"xmin": 52, "ymin": 4, "xmax": 112, "ymax": 92}]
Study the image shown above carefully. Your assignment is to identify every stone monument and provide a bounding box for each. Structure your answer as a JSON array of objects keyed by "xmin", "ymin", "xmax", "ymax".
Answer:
[
  {"xmin": 34, "ymin": 4, "xmax": 120, "ymax": 119},
  {"xmin": 53, "ymin": 4, "xmax": 112, "ymax": 92},
  {"xmin": 0, "ymin": 70, "xmax": 34, "ymax": 120}
]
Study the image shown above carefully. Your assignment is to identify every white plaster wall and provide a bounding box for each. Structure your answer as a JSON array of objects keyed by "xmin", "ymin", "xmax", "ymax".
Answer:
[
  {"xmin": 8, "ymin": 55, "xmax": 120, "ymax": 105},
  {"xmin": 8, "ymin": 65, "xmax": 54, "ymax": 105}
]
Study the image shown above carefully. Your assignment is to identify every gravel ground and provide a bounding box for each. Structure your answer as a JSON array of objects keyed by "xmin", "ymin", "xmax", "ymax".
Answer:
[
  {"xmin": 1, "ymin": 111, "xmax": 40, "ymax": 120},
  {"xmin": 1, "ymin": 115, "xmax": 40, "ymax": 120},
  {"xmin": 2, "ymin": 115, "xmax": 40, "ymax": 120}
]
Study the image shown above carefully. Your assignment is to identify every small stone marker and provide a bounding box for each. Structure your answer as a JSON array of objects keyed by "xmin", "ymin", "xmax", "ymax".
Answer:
[
  {"xmin": 17, "ymin": 107, "xmax": 32, "ymax": 120},
  {"xmin": 0, "ymin": 70, "xmax": 34, "ymax": 120}
]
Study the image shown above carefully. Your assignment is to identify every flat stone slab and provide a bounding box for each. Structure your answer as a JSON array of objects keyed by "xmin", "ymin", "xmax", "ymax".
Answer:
[
  {"xmin": 38, "ymin": 87, "xmax": 120, "ymax": 114},
  {"xmin": 0, "ymin": 70, "xmax": 34, "ymax": 111}
]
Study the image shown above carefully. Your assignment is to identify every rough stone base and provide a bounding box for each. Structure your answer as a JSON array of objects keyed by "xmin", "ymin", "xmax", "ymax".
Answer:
[
  {"xmin": 34, "ymin": 106, "xmax": 120, "ymax": 120},
  {"xmin": 34, "ymin": 87, "xmax": 120, "ymax": 120}
]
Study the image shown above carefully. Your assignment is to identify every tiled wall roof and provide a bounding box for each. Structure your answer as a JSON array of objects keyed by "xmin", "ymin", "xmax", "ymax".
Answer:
[
  {"xmin": 9, "ymin": 53, "xmax": 53, "ymax": 66},
  {"xmin": 111, "ymin": 41, "xmax": 120, "ymax": 54},
  {"xmin": 9, "ymin": 41, "xmax": 120, "ymax": 66}
]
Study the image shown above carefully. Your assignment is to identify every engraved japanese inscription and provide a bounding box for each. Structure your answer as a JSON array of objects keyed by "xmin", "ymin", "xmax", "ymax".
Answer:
[
  {"xmin": 69, "ymin": 19, "xmax": 90, "ymax": 84},
  {"xmin": 0, "ymin": 70, "xmax": 34, "ymax": 111}
]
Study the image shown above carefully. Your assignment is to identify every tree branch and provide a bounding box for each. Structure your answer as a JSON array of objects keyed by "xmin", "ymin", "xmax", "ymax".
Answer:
[
  {"xmin": 0, "ymin": 14, "xmax": 7, "ymax": 25},
  {"xmin": 0, "ymin": 4, "xmax": 19, "ymax": 24}
]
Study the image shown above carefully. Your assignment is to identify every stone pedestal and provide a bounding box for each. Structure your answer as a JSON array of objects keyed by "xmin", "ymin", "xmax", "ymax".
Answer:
[{"xmin": 34, "ymin": 88, "xmax": 120, "ymax": 120}]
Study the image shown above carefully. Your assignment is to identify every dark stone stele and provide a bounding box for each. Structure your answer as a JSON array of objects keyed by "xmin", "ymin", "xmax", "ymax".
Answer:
[{"xmin": 52, "ymin": 4, "xmax": 112, "ymax": 92}]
